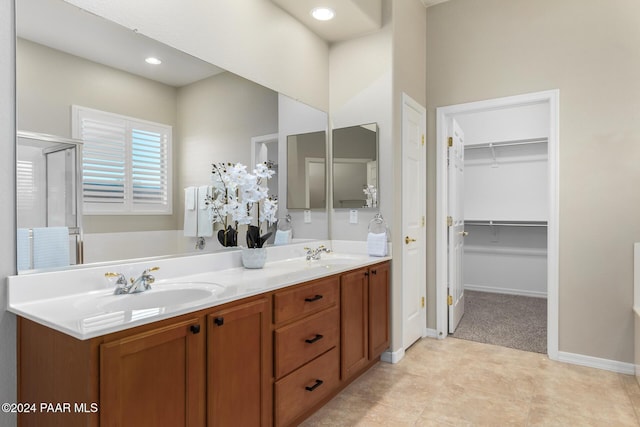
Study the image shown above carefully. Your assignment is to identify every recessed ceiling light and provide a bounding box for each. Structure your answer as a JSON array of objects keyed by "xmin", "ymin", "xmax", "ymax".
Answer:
[
  {"xmin": 311, "ymin": 7, "xmax": 335, "ymax": 21},
  {"xmin": 145, "ymin": 57, "xmax": 162, "ymax": 65}
]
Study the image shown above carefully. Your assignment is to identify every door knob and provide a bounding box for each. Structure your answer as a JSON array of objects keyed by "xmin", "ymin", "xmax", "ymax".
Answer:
[
  {"xmin": 458, "ymin": 231, "xmax": 469, "ymax": 236},
  {"xmin": 405, "ymin": 236, "xmax": 416, "ymax": 244}
]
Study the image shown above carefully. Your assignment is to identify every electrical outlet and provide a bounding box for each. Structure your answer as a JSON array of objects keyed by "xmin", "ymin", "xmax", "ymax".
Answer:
[
  {"xmin": 349, "ymin": 210, "xmax": 358, "ymax": 224},
  {"xmin": 304, "ymin": 210, "xmax": 311, "ymax": 223}
]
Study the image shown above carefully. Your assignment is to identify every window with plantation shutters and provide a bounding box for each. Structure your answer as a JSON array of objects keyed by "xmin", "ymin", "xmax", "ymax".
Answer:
[{"xmin": 72, "ymin": 106, "xmax": 172, "ymax": 215}]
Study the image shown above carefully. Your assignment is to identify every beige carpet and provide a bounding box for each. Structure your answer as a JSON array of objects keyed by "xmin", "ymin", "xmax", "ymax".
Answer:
[{"xmin": 452, "ymin": 290, "xmax": 547, "ymax": 354}]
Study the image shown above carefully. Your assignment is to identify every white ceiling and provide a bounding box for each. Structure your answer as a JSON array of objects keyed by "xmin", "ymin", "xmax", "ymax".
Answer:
[
  {"xmin": 270, "ymin": 0, "xmax": 383, "ymax": 43},
  {"xmin": 16, "ymin": 0, "xmax": 224, "ymax": 87},
  {"xmin": 270, "ymin": 0, "xmax": 449, "ymax": 43}
]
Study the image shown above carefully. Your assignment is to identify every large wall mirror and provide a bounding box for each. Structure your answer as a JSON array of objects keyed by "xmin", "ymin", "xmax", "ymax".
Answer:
[
  {"xmin": 287, "ymin": 131, "xmax": 327, "ymax": 209},
  {"xmin": 332, "ymin": 123, "xmax": 378, "ymax": 209},
  {"xmin": 15, "ymin": 0, "xmax": 329, "ymax": 273}
]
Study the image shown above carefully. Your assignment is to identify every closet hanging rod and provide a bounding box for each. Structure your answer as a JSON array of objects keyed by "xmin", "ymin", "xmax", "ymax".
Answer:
[
  {"xmin": 465, "ymin": 220, "xmax": 547, "ymax": 227},
  {"xmin": 464, "ymin": 137, "xmax": 548, "ymax": 150}
]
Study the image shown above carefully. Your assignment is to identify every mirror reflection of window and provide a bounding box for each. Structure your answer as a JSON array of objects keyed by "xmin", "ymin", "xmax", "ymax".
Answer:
[{"xmin": 332, "ymin": 123, "xmax": 378, "ymax": 209}]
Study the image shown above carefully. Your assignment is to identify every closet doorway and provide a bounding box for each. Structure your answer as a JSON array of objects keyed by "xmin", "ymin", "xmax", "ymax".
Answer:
[{"xmin": 435, "ymin": 90, "xmax": 559, "ymax": 360}]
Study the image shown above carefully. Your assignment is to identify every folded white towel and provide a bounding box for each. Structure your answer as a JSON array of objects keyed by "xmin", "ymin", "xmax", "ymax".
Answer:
[
  {"xmin": 185, "ymin": 186, "xmax": 196, "ymax": 210},
  {"xmin": 197, "ymin": 185, "xmax": 213, "ymax": 237},
  {"xmin": 184, "ymin": 187, "xmax": 198, "ymax": 237},
  {"xmin": 273, "ymin": 229, "xmax": 292, "ymax": 246},
  {"xmin": 367, "ymin": 232, "xmax": 387, "ymax": 257},
  {"xmin": 33, "ymin": 227, "xmax": 70, "ymax": 269},
  {"xmin": 16, "ymin": 228, "xmax": 31, "ymax": 271}
]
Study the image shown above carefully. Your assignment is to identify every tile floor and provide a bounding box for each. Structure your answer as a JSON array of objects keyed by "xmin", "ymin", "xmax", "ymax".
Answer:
[{"xmin": 301, "ymin": 338, "xmax": 640, "ymax": 426}]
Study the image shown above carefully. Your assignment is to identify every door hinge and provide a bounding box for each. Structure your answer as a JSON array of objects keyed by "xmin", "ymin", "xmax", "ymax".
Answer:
[
  {"xmin": 447, "ymin": 295, "xmax": 453, "ymax": 306},
  {"xmin": 447, "ymin": 216, "xmax": 453, "ymax": 227},
  {"xmin": 448, "ymin": 137, "xmax": 453, "ymax": 147},
  {"xmin": 421, "ymin": 296, "xmax": 425, "ymax": 308},
  {"xmin": 421, "ymin": 135, "xmax": 425, "ymax": 146},
  {"xmin": 421, "ymin": 216, "xmax": 425, "ymax": 227}
]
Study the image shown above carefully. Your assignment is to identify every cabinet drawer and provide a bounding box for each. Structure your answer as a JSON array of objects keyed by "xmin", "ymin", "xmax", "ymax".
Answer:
[
  {"xmin": 274, "ymin": 276, "xmax": 339, "ymax": 324},
  {"xmin": 275, "ymin": 347, "xmax": 339, "ymax": 427},
  {"xmin": 275, "ymin": 306, "xmax": 339, "ymax": 379}
]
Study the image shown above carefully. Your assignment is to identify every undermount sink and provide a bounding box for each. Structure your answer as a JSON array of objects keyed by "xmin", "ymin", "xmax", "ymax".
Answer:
[
  {"xmin": 313, "ymin": 255, "xmax": 368, "ymax": 266},
  {"xmin": 78, "ymin": 282, "xmax": 224, "ymax": 312},
  {"xmin": 99, "ymin": 288, "xmax": 214, "ymax": 311}
]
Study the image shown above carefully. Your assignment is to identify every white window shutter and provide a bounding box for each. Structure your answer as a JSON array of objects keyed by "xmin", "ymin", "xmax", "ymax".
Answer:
[
  {"xmin": 72, "ymin": 106, "xmax": 172, "ymax": 215},
  {"xmin": 131, "ymin": 126, "xmax": 169, "ymax": 208}
]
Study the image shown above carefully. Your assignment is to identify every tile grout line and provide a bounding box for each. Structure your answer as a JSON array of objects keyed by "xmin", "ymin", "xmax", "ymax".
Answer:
[{"xmin": 619, "ymin": 374, "xmax": 640, "ymax": 426}]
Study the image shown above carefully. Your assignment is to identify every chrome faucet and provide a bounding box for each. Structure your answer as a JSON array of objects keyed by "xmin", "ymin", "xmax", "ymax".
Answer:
[
  {"xmin": 105, "ymin": 267, "xmax": 160, "ymax": 295},
  {"xmin": 304, "ymin": 245, "xmax": 331, "ymax": 261}
]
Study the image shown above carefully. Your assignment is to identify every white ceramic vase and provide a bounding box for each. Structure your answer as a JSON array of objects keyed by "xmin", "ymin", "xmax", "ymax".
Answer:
[{"xmin": 241, "ymin": 247, "xmax": 267, "ymax": 269}]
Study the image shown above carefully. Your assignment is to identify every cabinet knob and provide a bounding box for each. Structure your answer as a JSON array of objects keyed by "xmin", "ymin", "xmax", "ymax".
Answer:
[
  {"xmin": 189, "ymin": 324, "xmax": 201, "ymax": 334},
  {"xmin": 371, "ymin": 270, "xmax": 377, "ymax": 275},
  {"xmin": 305, "ymin": 379, "xmax": 324, "ymax": 392},
  {"xmin": 214, "ymin": 317, "xmax": 224, "ymax": 326},
  {"xmin": 305, "ymin": 334, "xmax": 324, "ymax": 344},
  {"xmin": 304, "ymin": 294, "xmax": 323, "ymax": 303}
]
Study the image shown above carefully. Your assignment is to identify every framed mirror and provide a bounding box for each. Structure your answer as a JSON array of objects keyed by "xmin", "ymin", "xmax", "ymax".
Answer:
[
  {"xmin": 15, "ymin": 0, "xmax": 329, "ymax": 273},
  {"xmin": 332, "ymin": 123, "xmax": 378, "ymax": 209},
  {"xmin": 286, "ymin": 131, "xmax": 327, "ymax": 209}
]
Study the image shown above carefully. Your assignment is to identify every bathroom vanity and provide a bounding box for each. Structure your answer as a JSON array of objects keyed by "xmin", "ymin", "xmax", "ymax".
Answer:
[{"xmin": 9, "ymin": 243, "xmax": 390, "ymax": 427}]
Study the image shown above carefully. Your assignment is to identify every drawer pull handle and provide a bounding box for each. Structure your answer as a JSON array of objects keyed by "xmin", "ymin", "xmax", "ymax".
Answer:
[
  {"xmin": 304, "ymin": 294, "xmax": 323, "ymax": 302},
  {"xmin": 190, "ymin": 324, "xmax": 201, "ymax": 334},
  {"xmin": 305, "ymin": 379, "xmax": 324, "ymax": 392},
  {"xmin": 305, "ymin": 334, "xmax": 324, "ymax": 344}
]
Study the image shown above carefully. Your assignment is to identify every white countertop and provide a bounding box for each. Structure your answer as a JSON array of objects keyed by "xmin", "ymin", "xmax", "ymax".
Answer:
[{"xmin": 7, "ymin": 241, "xmax": 391, "ymax": 340}]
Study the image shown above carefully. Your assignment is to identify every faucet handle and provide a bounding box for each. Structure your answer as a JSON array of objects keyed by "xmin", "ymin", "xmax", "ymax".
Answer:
[
  {"xmin": 145, "ymin": 266, "xmax": 160, "ymax": 274},
  {"xmin": 105, "ymin": 272, "xmax": 127, "ymax": 284}
]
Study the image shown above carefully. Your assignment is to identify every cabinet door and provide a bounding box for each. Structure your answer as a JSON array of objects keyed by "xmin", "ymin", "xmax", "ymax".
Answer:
[
  {"xmin": 100, "ymin": 318, "xmax": 205, "ymax": 427},
  {"xmin": 340, "ymin": 268, "xmax": 369, "ymax": 380},
  {"xmin": 369, "ymin": 262, "xmax": 391, "ymax": 359},
  {"xmin": 207, "ymin": 298, "xmax": 270, "ymax": 427}
]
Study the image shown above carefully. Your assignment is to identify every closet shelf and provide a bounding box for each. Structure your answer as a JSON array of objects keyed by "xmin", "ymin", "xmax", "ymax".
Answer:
[
  {"xmin": 464, "ymin": 137, "xmax": 548, "ymax": 150},
  {"xmin": 465, "ymin": 220, "xmax": 547, "ymax": 227}
]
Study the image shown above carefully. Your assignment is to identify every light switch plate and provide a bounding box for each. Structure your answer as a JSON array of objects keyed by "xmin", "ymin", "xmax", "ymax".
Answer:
[
  {"xmin": 349, "ymin": 210, "xmax": 358, "ymax": 224},
  {"xmin": 304, "ymin": 210, "xmax": 311, "ymax": 223}
]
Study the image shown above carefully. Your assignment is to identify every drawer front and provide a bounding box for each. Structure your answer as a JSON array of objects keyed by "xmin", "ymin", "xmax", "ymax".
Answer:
[
  {"xmin": 274, "ymin": 276, "xmax": 339, "ymax": 324},
  {"xmin": 275, "ymin": 347, "xmax": 339, "ymax": 427},
  {"xmin": 275, "ymin": 306, "xmax": 339, "ymax": 379}
]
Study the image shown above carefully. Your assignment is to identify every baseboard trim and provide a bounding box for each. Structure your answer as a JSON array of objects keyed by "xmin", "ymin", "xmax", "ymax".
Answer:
[
  {"xmin": 381, "ymin": 347, "xmax": 405, "ymax": 364},
  {"xmin": 423, "ymin": 328, "xmax": 438, "ymax": 338},
  {"xmin": 558, "ymin": 351, "xmax": 635, "ymax": 375},
  {"xmin": 464, "ymin": 283, "xmax": 547, "ymax": 299}
]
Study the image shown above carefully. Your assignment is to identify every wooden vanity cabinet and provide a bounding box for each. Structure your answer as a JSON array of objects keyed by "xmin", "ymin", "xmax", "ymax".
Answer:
[
  {"xmin": 341, "ymin": 262, "xmax": 391, "ymax": 381},
  {"xmin": 17, "ymin": 260, "xmax": 390, "ymax": 427},
  {"xmin": 368, "ymin": 262, "xmax": 391, "ymax": 359},
  {"xmin": 100, "ymin": 318, "xmax": 205, "ymax": 427},
  {"xmin": 273, "ymin": 276, "xmax": 341, "ymax": 427},
  {"xmin": 206, "ymin": 298, "xmax": 271, "ymax": 427}
]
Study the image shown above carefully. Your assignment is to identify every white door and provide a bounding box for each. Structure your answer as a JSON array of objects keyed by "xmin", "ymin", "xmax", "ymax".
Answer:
[
  {"xmin": 448, "ymin": 118, "xmax": 465, "ymax": 333},
  {"xmin": 401, "ymin": 94, "xmax": 426, "ymax": 349}
]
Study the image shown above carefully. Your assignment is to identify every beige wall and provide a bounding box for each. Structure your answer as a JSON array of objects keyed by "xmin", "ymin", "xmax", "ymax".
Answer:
[
  {"xmin": 176, "ymin": 72, "xmax": 278, "ymax": 228},
  {"xmin": 64, "ymin": 0, "xmax": 330, "ymax": 111},
  {"xmin": 0, "ymin": 0, "xmax": 16, "ymax": 422},
  {"xmin": 329, "ymin": 10, "xmax": 393, "ymax": 240},
  {"xmin": 426, "ymin": 0, "xmax": 640, "ymax": 363},
  {"xmin": 391, "ymin": 0, "xmax": 427, "ymax": 351}
]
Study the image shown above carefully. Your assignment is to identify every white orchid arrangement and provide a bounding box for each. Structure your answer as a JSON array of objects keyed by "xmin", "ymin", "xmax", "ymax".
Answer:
[
  {"xmin": 207, "ymin": 162, "xmax": 278, "ymax": 248},
  {"xmin": 363, "ymin": 184, "xmax": 377, "ymax": 208}
]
